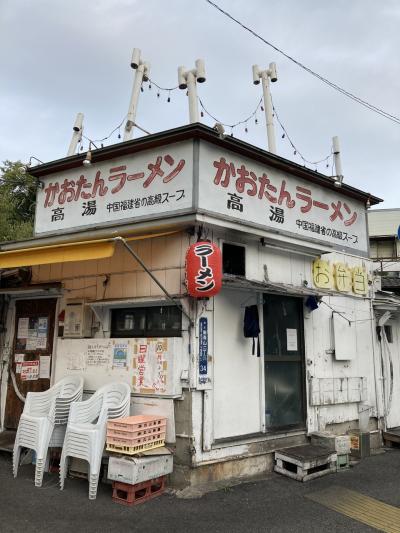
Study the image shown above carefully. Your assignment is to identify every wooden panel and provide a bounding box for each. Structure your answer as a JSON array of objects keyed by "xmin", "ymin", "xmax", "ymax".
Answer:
[{"xmin": 4, "ymin": 298, "xmax": 57, "ymax": 429}]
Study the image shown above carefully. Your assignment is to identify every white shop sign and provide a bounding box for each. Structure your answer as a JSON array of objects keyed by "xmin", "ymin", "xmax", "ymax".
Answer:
[
  {"xmin": 34, "ymin": 141, "xmax": 194, "ymax": 235},
  {"xmin": 198, "ymin": 142, "xmax": 368, "ymax": 255},
  {"xmin": 34, "ymin": 137, "xmax": 368, "ymax": 255}
]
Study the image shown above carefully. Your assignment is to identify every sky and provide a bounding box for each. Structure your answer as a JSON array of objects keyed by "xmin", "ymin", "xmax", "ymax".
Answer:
[{"xmin": 1, "ymin": 0, "xmax": 399, "ymax": 208}]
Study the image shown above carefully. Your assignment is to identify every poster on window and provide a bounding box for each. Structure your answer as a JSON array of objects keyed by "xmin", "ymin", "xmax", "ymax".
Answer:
[{"xmin": 20, "ymin": 361, "xmax": 40, "ymax": 381}]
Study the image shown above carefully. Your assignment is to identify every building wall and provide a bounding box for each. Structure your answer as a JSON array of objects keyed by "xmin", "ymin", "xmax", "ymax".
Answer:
[
  {"xmin": 187, "ymin": 229, "xmax": 380, "ymax": 468},
  {"xmin": 31, "ymin": 232, "xmax": 190, "ymax": 300},
  {"xmin": 21, "ymin": 227, "xmax": 382, "ymax": 473}
]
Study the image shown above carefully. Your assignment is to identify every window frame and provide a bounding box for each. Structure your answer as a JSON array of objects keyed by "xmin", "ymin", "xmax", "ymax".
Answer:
[
  {"xmin": 110, "ymin": 303, "xmax": 182, "ymax": 338},
  {"xmin": 221, "ymin": 240, "xmax": 247, "ymax": 277}
]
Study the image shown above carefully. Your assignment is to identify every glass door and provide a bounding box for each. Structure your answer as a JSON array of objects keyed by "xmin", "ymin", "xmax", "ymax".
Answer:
[{"xmin": 263, "ymin": 294, "xmax": 306, "ymax": 430}]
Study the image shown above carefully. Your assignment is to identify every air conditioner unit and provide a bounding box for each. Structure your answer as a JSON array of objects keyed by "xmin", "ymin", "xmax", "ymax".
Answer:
[{"xmin": 63, "ymin": 300, "xmax": 92, "ymax": 338}]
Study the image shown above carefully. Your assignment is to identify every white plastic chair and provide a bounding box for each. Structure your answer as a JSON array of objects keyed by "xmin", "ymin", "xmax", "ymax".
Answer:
[
  {"xmin": 59, "ymin": 382, "xmax": 131, "ymax": 500},
  {"xmin": 13, "ymin": 376, "xmax": 84, "ymax": 487}
]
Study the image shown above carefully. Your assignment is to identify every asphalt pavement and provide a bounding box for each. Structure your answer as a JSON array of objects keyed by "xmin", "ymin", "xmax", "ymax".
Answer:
[{"xmin": 1, "ymin": 448, "xmax": 400, "ymax": 532}]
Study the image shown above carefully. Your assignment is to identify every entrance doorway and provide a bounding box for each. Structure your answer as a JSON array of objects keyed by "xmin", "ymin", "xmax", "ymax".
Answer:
[
  {"xmin": 263, "ymin": 294, "xmax": 306, "ymax": 430},
  {"xmin": 4, "ymin": 298, "xmax": 57, "ymax": 429}
]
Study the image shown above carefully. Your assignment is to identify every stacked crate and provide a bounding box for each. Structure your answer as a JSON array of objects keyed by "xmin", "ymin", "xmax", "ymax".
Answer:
[
  {"xmin": 106, "ymin": 415, "xmax": 170, "ymax": 506},
  {"xmin": 106, "ymin": 415, "xmax": 167, "ymax": 455}
]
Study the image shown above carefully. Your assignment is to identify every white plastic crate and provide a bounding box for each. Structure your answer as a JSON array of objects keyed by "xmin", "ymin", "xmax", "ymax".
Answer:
[{"xmin": 107, "ymin": 454, "xmax": 173, "ymax": 485}]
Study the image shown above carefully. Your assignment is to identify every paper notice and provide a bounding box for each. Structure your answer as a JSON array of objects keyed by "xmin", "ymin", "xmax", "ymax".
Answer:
[
  {"xmin": 16, "ymin": 363, "xmax": 22, "ymax": 374},
  {"xmin": 286, "ymin": 329, "xmax": 298, "ymax": 351},
  {"xmin": 26, "ymin": 337, "xmax": 38, "ymax": 351},
  {"xmin": 20, "ymin": 361, "xmax": 40, "ymax": 381},
  {"xmin": 36, "ymin": 336, "xmax": 47, "ymax": 350},
  {"xmin": 14, "ymin": 353, "xmax": 25, "ymax": 363},
  {"xmin": 17, "ymin": 318, "xmax": 29, "ymax": 339},
  {"xmin": 39, "ymin": 356, "xmax": 51, "ymax": 379},
  {"xmin": 113, "ymin": 342, "xmax": 128, "ymax": 368},
  {"xmin": 37, "ymin": 317, "xmax": 48, "ymax": 337}
]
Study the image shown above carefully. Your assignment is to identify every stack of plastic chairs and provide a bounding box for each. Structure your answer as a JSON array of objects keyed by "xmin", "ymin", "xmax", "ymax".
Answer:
[
  {"xmin": 59, "ymin": 382, "xmax": 131, "ymax": 500},
  {"xmin": 13, "ymin": 376, "xmax": 84, "ymax": 487}
]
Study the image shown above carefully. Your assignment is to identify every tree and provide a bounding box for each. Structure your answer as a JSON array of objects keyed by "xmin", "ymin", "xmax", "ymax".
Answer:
[{"xmin": 0, "ymin": 161, "xmax": 37, "ymax": 242}]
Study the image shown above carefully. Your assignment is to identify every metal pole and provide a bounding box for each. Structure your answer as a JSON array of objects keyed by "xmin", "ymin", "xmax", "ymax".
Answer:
[
  {"xmin": 115, "ymin": 237, "xmax": 193, "ymax": 326},
  {"xmin": 261, "ymin": 71, "xmax": 276, "ymax": 154},
  {"xmin": 332, "ymin": 136, "xmax": 343, "ymax": 179},
  {"xmin": 67, "ymin": 113, "xmax": 84, "ymax": 156},
  {"xmin": 123, "ymin": 63, "xmax": 145, "ymax": 141},
  {"xmin": 186, "ymin": 71, "xmax": 199, "ymax": 123}
]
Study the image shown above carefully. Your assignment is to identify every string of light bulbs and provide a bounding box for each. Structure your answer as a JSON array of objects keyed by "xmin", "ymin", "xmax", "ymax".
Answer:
[
  {"xmin": 198, "ymin": 96, "xmax": 263, "ymax": 134},
  {"xmin": 198, "ymin": 93, "xmax": 333, "ymax": 171},
  {"xmin": 146, "ymin": 77, "xmax": 179, "ymax": 102},
  {"xmin": 205, "ymin": 0, "xmax": 400, "ymax": 126},
  {"xmin": 76, "ymin": 73, "xmax": 332, "ymax": 174},
  {"xmin": 271, "ymin": 98, "xmax": 333, "ymax": 170}
]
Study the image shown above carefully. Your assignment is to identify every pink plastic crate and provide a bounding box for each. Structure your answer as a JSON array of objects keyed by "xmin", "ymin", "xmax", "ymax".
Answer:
[
  {"xmin": 107, "ymin": 431, "xmax": 166, "ymax": 447},
  {"xmin": 107, "ymin": 424, "xmax": 166, "ymax": 440},
  {"xmin": 107, "ymin": 415, "xmax": 166, "ymax": 434}
]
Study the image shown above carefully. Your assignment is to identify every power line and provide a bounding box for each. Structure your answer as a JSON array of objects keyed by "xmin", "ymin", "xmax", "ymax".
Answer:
[{"xmin": 205, "ymin": 0, "xmax": 400, "ymax": 126}]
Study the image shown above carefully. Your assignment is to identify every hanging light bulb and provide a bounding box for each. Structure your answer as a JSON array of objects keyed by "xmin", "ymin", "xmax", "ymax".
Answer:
[
  {"xmin": 140, "ymin": 86, "xmax": 144, "ymax": 93},
  {"xmin": 245, "ymin": 125, "xmax": 248, "ymax": 133},
  {"xmin": 294, "ymin": 150, "xmax": 297, "ymax": 155},
  {"xmin": 255, "ymin": 118, "xmax": 258, "ymax": 124},
  {"xmin": 157, "ymin": 92, "xmax": 160, "ymax": 98},
  {"xmin": 167, "ymin": 91, "xmax": 171, "ymax": 103},
  {"xmin": 118, "ymin": 133, "xmax": 121, "ymax": 139},
  {"xmin": 201, "ymin": 111, "xmax": 204, "ymax": 117},
  {"xmin": 261, "ymin": 105, "xmax": 264, "ymax": 111},
  {"xmin": 149, "ymin": 84, "xmax": 152, "ymax": 89},
  {"xmin": 281, "ymin": 133, "xmax": 285, "ymax": 139},
  {"xmin": 366, "ymin": 197, "xmax": 371, "ymax": 208},
  {"xmin": 101, "ymin": 143, "xmax": 104, "ymax": 148}
]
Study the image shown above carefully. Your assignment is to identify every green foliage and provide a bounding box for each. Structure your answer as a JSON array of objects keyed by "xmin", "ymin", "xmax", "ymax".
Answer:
[{"xmin": 0, "ymin": 161, "xmax": 37, "ymax": 242}]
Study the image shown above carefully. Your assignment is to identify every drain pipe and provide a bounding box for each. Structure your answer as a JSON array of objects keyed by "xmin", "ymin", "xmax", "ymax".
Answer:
[
  {"xmin": 378, "ymin": 311, "xmax": 392, "ymax": 432},
  {"xmin": 370, "ymin": 300, "xmax": 385, "ymax": 432}
]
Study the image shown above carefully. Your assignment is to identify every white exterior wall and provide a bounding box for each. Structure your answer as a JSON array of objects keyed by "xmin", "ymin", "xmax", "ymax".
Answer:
[{"xmin": 189, "ymin": 230, "xmax": 380, "ymax": 466}]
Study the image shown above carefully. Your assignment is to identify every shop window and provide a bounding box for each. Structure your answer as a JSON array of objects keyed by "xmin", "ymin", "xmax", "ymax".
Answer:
[
  {"xmin": 111, "ymin": 306, "xmax": 182, "ymax": 338},
  {"xmin": 223, "ymin": 243, "xmax": 246, "ymax": 276}
]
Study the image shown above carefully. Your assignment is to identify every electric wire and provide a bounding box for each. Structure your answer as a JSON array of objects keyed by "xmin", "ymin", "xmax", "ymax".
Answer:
[{"xmin": 205, "ymin": 0, "xmax": 400, "ymax": 126}]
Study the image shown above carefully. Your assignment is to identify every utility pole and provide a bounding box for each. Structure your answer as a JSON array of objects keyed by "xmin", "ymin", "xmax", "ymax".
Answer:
[
  {"xmin": 332, "ymin": 136, "xmax": 344, "ymax": 187},
  {"xmin": 67, "ymin": 113, "xmax": 84, "ymax": 156},
  {"xmin": 123, "ymin": 48, "xmax": 150, "ymax": 141},
  {"xmin": 178, "ymin": 59, "xmax": 206, "ymax": 123},
  {"xmin": 252, "ymin": 63, "xmax": 278, "ymax": 154}
]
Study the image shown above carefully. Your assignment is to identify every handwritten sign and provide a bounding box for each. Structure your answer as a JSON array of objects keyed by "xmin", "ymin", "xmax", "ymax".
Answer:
[
  {"xmin": 20, "ymin": 361, "xmax": 39, "ymax": 381},
  {"xmin": 86, "ymin": 342, "xmax": 111, "ymax": 367}
]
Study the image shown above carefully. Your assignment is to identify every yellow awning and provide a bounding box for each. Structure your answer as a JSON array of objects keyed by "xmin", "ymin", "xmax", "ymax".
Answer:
[{"xmin": 0, "ymin": 231, "xmax": 178, "ymax": 269}]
